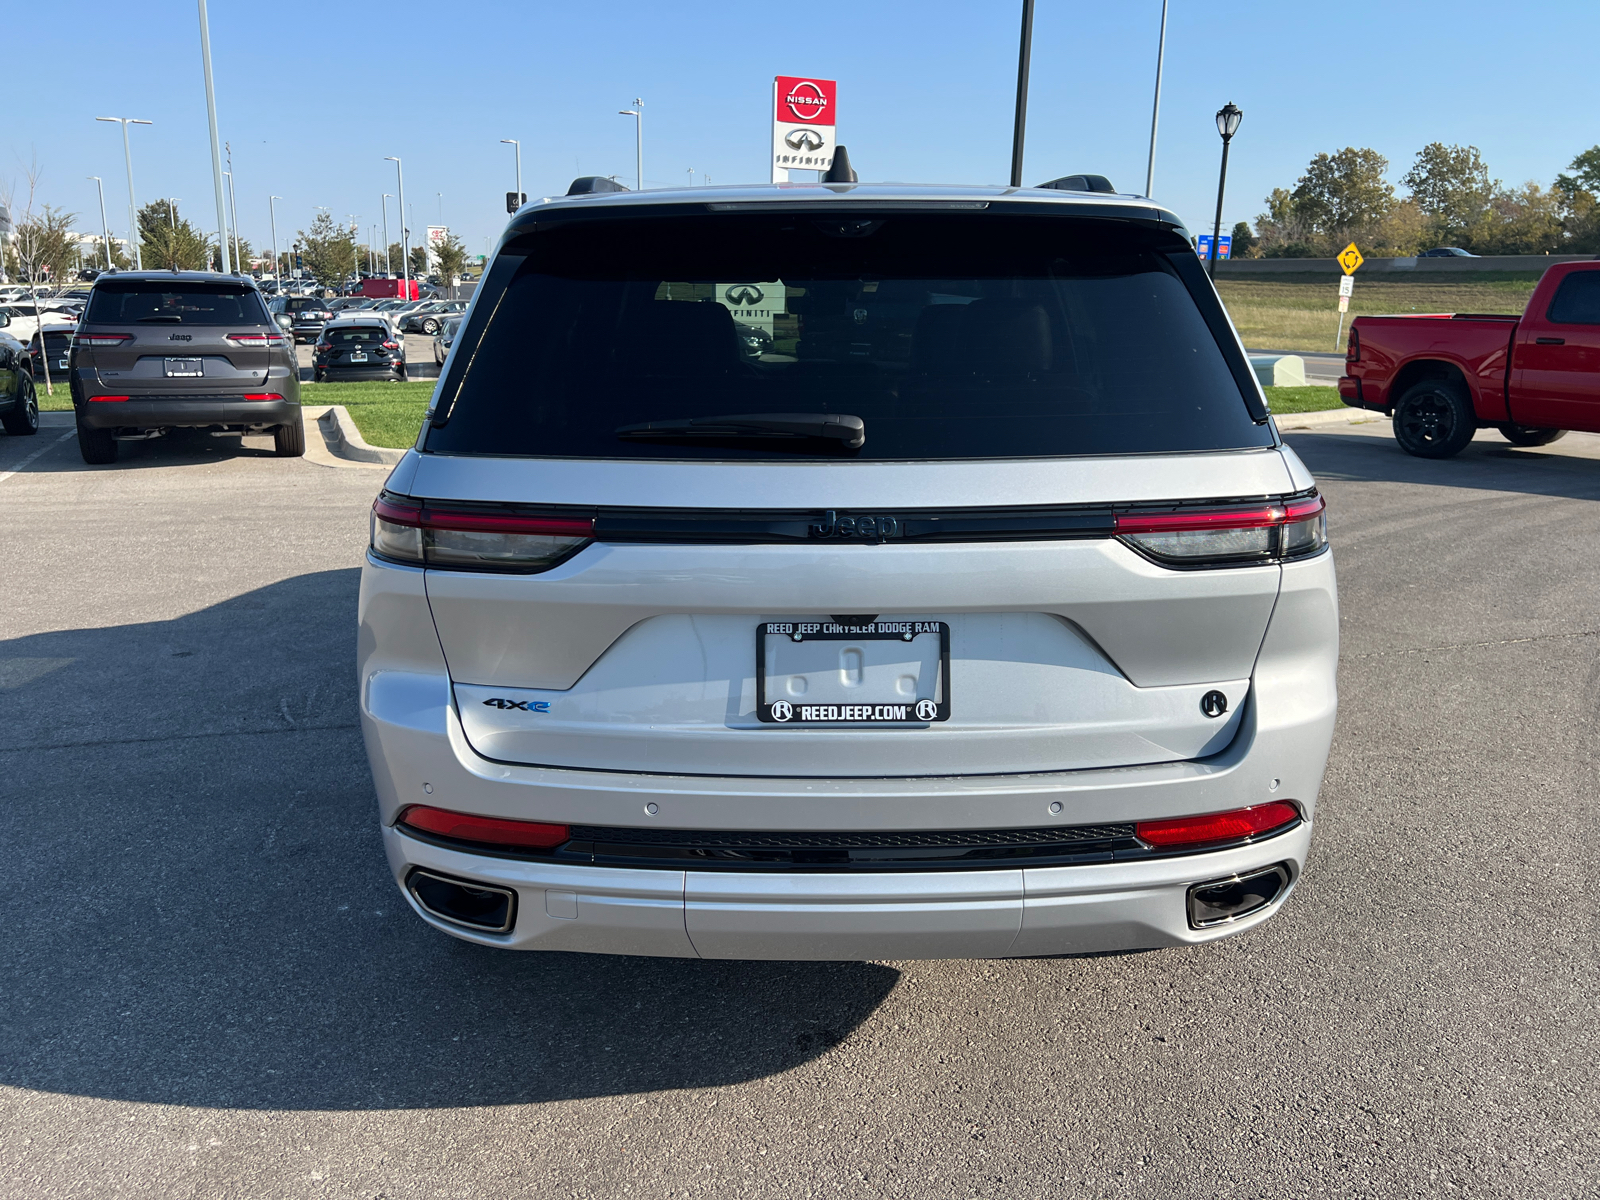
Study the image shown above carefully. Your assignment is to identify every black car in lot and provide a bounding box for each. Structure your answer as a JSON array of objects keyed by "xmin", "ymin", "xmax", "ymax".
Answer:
[
  {"xmin": 0, "ymin": 324, "xmax": 40, "ymax": 437},
  {"xmin": 69, "ymin": 271, "xmax": 302, "ymax": 464},
  {"xmin": 313, "ymin": 316, "xmax": 407, "ymax": 382},
  {"xmin": 28, "ymin": 327, "xmax": 75, "ymax": 378},
  {"xmin": 267, "ymin": 294, "xmax": 337, "ymax": 342}
]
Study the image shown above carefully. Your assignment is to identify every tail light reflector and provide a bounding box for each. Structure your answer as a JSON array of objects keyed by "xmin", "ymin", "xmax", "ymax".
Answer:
[
  {"xmin": 1136, "ymin": 801, "xmax": 1300, "ymax": 849},
  {"xmin": 74, "ymin": 333, "xmax": 132, "ymax": 348},
  {"xmin": 397, "ymin": 805, "xmax": 570, "ymax": 850},
  {"xmin": 1115, "ymin": 496, "xmax": 1325, "ymax": 567},
  {"xmin": 89, "ymin": 395, "xmax": 130, "ymax": 402},
  {"xmin": 1346, "ymin": 328, "xmax": 1360, "ymax": 363},
  {"xmin": 371, "ymin": 496, "xmax": 594, "ymax": 573},
  {"xmin": 382, "ymin": 340, "xmax": 400, "ymax": 351},
  {"xmin": 242, "ymin": 393, "xmax": 284, "ymax": 401},
  {"xmin": 225, "ymin": 332, "xmax": 287, "ymax": 347}
]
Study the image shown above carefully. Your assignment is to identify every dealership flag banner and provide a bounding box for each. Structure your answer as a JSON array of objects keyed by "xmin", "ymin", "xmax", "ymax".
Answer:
[{"xmin": 772, "ymin": 76, "xmax": 837, "ymax": 182}]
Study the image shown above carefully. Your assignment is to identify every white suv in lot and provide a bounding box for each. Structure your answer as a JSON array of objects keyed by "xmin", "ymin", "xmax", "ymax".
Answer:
[{"xmin": 359, "ymin": 180, "xmax": 1338, "ymax": 960}]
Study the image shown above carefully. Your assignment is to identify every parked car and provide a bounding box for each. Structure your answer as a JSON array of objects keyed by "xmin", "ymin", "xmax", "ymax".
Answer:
[
  {"xmin": 1340, "ymin": 259, "xmax": 1600, "ymax": 457},
  {"xmin": 374, "ymin": 299, "xmax": 432, "ymax": 332},
  {"xmin": 1418, "ymin": 247, "xmax": 1476, "ymax": 258},
  {"xmin": 69, "ymin": 271, "xmax": 302, "ymax": 464},
  {"xmin": 360, "ymin": 177, "xmax": 1338, "ymax": 960},
  {"xmin": 26, "ymin": 327, "xmax": 76, "ymax": 379},
  {"xmin": 431, "ymin": 315, "xmax": 461, "ymax": 365},
  {"xmin": 402, "ymin": 300, "xmax": 468, "ymax": 335},
  {"xmin": 0, "ymin": 301, "xmax": 79, "ymax": 348},
  {"xmin": 266, "ymin": 294, "xmax": 337, "ymax": 343},
  {"xmin": 313, "ymin": 316, "xmax": 406, "ymax": 382},
  {"xmin": 0, "ymin": 322, "xmax": 40, "ymax": 436}
]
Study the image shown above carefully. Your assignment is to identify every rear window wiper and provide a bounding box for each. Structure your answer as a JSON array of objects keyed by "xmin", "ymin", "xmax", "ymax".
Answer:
[
  {"xmin": 615, "ymin": 413, "xmax": 865, "ymax": 450},
  {"xmin": 135, "ymin": 315, "xmax": 184, "ymax": 323}
]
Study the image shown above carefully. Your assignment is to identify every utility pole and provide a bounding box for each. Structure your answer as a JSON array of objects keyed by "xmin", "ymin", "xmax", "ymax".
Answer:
[
  {"xmin": 225, "ymin": 143, "xmax": 243, "ymax": 272},
  {"xmin": 500, "ymin": 139, "xmax": 522, "ymax": 209},
  {"xmin": 1010, "ymin": 0, "xmax": 1035, "ymax": 188},
  {"xmin": 1145, "ymin": 0, "xmax": 1170, "ymax": 198},
  {"xmin": 385, "ymin": 157, "xmax": 409, "ymax": 298},
  {"xmin": 269, "ymin": 195, "xmax": 281, "ymax": 284},
  {"xmin": 196, "ymin": 0, "xmax": 229, "ymax": 274},
  {"xmin": 89, "ymin": 177, "xmax": 113, "ymax": 270},
  {"xmin": 618, "ymin": 99, "xmax": 643, "ymax": 190},
  {"xmin": 95, "ymin": 116, "xmax": 152, "ymax": 269}
]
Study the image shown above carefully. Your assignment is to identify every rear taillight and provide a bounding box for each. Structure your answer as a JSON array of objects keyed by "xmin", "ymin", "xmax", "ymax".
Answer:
[
  {"xmin": 1115, "ymin": 495, "xmax": 1326, "ymax": 568},
  {"xmin": 314, "ymin": 340, "xmax": 332, "ymax": 353},
  {"xmin": 370, "ymin": 496, "xmax": 594, "ymax": 572},
  {"xmin": 225, "ymin": 331, "xmax": 288, "ymax": 348},
  {"xmin": 382, "ymin": 340, "xmax": 399, "ymax": 351},
  {"xmin": 397, "ymin": 805, "xmax": 570, "ymax": 850},
  {"xmin": 1346, "ymin": 328, "xmax": 1360, "ymax": 363},
  {"xmin": 73, "ymin": 333, "xmax": 132, "ymax": 348},
  {"xmin": 1136, "ymin": 801, "xmax": 1300, "ymax": 849},
  {"xmin": 242, "ymin": 393, "xmax": 284, "ymax": 401}
]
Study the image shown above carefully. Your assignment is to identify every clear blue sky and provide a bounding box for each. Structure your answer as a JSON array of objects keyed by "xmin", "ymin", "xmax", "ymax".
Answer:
[{"xmin": 6, "ymin": 0, "xmax": 1596, "ymax": 260}]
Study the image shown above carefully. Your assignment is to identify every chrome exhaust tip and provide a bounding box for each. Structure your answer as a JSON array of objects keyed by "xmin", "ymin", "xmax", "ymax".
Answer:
[
  {"xmin": 1186, "ymin": 862, "xmax": 1291, "ymax": 929},
  {"xmin": 405, "ymin": 868, "xmax": 517, "ymax": 934}
]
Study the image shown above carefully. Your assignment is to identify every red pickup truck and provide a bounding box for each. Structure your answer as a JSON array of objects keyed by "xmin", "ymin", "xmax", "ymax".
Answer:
[{"xmin": 1339, "ymin": 259, "xmax": 1600, "ymax": 457}]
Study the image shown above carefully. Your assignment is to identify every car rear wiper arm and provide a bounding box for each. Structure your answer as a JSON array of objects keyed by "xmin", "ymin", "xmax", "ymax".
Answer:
[{"xmin": 615, "ymin": 412, "xmax": 865, "ymax": 450}]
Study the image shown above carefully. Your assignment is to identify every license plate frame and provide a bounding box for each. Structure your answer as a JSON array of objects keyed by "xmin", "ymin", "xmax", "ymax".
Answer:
[
  {"xmin": 756, "ymin": 619, "xmax": 951, "ymax": 725},
  {"xmin": 350, "ymin": 350, "xmax": 368, "ymax": 362},
  {"xmin": 163, "ymin": 357, "xmax": 203, "ymax": 378}
]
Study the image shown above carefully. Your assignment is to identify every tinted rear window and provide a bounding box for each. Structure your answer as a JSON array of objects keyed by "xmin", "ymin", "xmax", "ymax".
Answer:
[
  {"xmin": 428, "ymin": 212, "xmax": 1270, "ymax": 461},
  {"xmin": 87, "ymin": 282, "xmax": 268, "ymax": 326},
  {"xmin": 325, "ymin": 327, "xmax": 387, "ymax": 344},
  {"xmin": 1547, "ymin": 271, "xmax": 1600, "ymax": 325}
]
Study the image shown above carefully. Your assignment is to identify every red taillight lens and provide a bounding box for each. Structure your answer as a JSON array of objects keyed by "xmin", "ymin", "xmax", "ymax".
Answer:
[
  {"xmin": 89, "ymin": 395, "xmax": 130, "ymax": 402},
  {"xmin": 397, "ymin": 805, "xmax": 570, "ymax": 849},
  {"xmin": 382, "ymin": 340, "xmax": 400, "ymax": 351},
  {"xmin": 370, "ymin": 496, "xmax": 594, "ymax": 572},
  {"xmin": 1136, "ymin": 801, "xmax": 1300, "ymax": 848},
  {"xmin": 1346, "ymin": 328, "xmax": 1360, "ymax": 363},
  {"xmin": 1115, "ymin": 496, "xmax": 1326, "ymax": 566},
  {"xmin": 242, "ymin": 393, "xmax": 284, "ymax": 401},
  {"xmin": 225, "ymin": 332, "xmax": 287, "ymax": 347},
  {"xmin": 73, "ymin": 333, "xmax": 132, "ymax": 348}
]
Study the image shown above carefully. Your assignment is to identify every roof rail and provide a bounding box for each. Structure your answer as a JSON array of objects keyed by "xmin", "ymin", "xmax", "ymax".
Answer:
[
  {"xmin": 1035, "ymin": 174, "xmax": 1117, "ymax": 194},
  {"xmin": 567, "ymin": 176, "xmax": 630, "ymax": 196}
]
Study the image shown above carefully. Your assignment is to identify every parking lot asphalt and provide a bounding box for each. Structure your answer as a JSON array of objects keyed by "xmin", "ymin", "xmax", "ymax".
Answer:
[{"xmin": 0, "ymin": 419, "xmax": 1594, "ymax": 1198}]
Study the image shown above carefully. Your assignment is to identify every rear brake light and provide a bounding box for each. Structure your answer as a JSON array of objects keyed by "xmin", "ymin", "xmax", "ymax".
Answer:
[
  {"xmin": 225, "ymin": 331, "xmax": 287, "ymax": 347},
  {"xmin": 1136, "ymin": 801, "xmax": 1300, "ymax": 848},
  {"xmin": 1115, "ymin": 496, "xmax": 1326, "ymax": 567},
  {"xmin": 1346, "ymin": 328, "xmax": 1360, "ymax": 363},
  {"xmin": 382, "ymin": 340, "xmax": 400, "ymax": 351},
  {"xmin": 370, "ymin": 496, "xmax": 594, "ymax": 572},
  {"xmin": 74, "ymin": 333, "xmax": 132, "ymax": 348},
  {"xmin": 397, "ymin": 805, "xmax": 570, "ymax": 849},
  {"xmin": 243, "ymin": 393, "xmax": 284, "ymax": 401},
  {"xmin": 90, "ymin": 395, "xmax": 130, "ymax": 402}
]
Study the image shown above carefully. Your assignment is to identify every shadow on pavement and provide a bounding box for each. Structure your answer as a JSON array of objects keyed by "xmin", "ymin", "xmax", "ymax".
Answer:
[
  {"xmin": 1285, "ymin": 427, "xmax": 1600, "ymax": 503},
  {"xmin": 14, "ymin": 424, "xmax": 291, "ymax": 473},
  {"xmin": 0, "ymin": 570, "xmax": 898, "ymax": 1110}
]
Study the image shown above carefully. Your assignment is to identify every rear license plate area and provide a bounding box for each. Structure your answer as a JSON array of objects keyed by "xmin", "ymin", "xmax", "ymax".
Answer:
[
  {"xmin": 757, "ymin": 620, "xmax": 949, "ymax": 724},
  {"xmin": 163, "ymin": 357, "xmax": 203, "ymax": 378},
  {"xmin": 350, "ymin": 351, "xmax": 367, "ymax": 362}
]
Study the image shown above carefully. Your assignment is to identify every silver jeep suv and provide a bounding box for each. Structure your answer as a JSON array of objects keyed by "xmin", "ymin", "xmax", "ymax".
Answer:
[{"xmin": 359, "ymin": 180, "xmax": 1338, "ymax": 960}]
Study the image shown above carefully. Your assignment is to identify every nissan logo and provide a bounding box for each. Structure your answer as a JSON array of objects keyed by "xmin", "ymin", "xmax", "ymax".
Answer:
[
  {"xmin": 783, "ymin": 80, "xmax": 829, "ymax": 121},
  {"xmin": 725, "ymin": 285, "xmax": 765, "ymax": 306},
  {"xmin": 784, "ymin": 128, "xmax": 825, "ymax": 152}
]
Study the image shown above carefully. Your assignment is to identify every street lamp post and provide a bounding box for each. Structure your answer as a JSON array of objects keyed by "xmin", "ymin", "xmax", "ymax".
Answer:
[
  {"xmin": 88, "ymin": 177, "xmax": 113, "ymax": 270},
  {"xmin": 1208, "ymin": 102, "xmax": 1242, "ymax": 282},
  {"xmin": 1145, "ymin": 0, "xmax": 1170, "ymax": 198},
  {"xmin": 381, "ymin": 194, "xmax": 393, "ymax": 274},
  {"xmin": 225, "ymin": 143, "xmax": 243, "ymax": 273},
  {"xmin": 95, "ymin": 116, "xmax": 152, "ymax": 270},
  {"xmin": 269, "ymin": 195, "xmax": 281, "ymax": 284},
  {"xmin": 617, "ymin": 99, "xmax": 643, "ymax": 190},
  {"xmin": 196, "ymin": 0, "xmax": 230, "ymax": 274},
  {"xmin": 500, "ymin": 139, "xmax": 521, "ymax": 209},
  {"xmin": 1010, "ymin": 0, "xmax": 1035, "ymax": 188},
  {"xmin": 385, "ymin": 157, "xmax": 409, "ymax": 298}
]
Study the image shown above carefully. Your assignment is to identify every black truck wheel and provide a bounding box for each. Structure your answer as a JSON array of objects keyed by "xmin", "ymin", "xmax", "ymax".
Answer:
[
  {"xmin": 1393, "ymin": 379, "xmax": 1477, "ymax": 459},
  {"xmin": 76, "ymin": 417, "xmax": 118, "ymax": 464},
  {"xmin": 1498, "ymin": 424, "xmax": 1567, "ymax": 447},
  {"xmin": 274, "ymin": 419, "xmax": 306, "ymax": 457}
]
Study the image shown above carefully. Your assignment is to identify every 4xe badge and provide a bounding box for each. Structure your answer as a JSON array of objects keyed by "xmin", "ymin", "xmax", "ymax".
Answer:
[{"xmin": 482, "ymin": 697, "xmax": 550, "ymax": 713}]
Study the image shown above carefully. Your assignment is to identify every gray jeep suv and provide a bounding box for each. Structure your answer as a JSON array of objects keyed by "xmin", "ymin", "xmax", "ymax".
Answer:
[{"xmin": 70, "ymin": 272, "xmax": 302, "ymax": 464}]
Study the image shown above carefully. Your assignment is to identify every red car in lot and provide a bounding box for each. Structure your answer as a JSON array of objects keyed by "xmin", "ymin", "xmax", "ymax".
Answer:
[{"xmin": 1339, "ymin": 260, "xmax": 1600, "ymax": 457}]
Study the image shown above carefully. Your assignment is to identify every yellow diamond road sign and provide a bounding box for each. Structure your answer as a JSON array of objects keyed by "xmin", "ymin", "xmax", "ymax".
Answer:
[{"xmin": 1338, "ymin": 243, "xmax": 1364, "ymax": 275}]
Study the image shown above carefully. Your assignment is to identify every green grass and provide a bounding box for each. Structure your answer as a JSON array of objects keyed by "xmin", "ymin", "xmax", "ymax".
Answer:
[
  {"xmin": 1263, "ymin": 386, "xmax": 1346, "ymax": 414},
  {"xmin": 300, "ymin": 381, "xmax": 434, "ymax": 448}
]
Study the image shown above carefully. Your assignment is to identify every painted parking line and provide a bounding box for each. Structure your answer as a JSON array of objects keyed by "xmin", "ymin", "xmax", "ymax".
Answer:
[{"xmin": 0, "ymin": 430, "xmax": 75, "ymax": 485}]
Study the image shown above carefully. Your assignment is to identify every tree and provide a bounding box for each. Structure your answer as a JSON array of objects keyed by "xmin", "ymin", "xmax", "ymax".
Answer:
[
  {"xmin": 297, "ymin": 211, "xmax": 357, "ymax": 290},
  {"xmin": 1229, "ymin": 220, "xmax": 1258, "ymax": 259},
  {"xmin": 6, "ymin": 204, "xmax": 80, "ymax": 282},
  {"xmin": 408, "ymin": 244, "xmax": 429, "ymax": 276},
  {"xmin": 1555, "ymin": 146, "xmax": 1600, "ymax": 253},
  {"xmin": 432, "ymin": 231, "xmax": 468, "ymax": 288},
  {"xmin": 1483, "ymin": 182, "xmax": 1563, "ymax": 254},
  {"xmin": 1402, "ymin": 143, "xmax": 1497, "ymax": 249},
  {"xmin": 384, "ymin": 242, "xmax": 404, "ymax": 273},
  {"xmin": 137, "ymin": 201, "xmax": 213, "ymax": 271},
  {"xmin": 1291, "ymin": 148, "xmax": 1396, "ymax": 246}
]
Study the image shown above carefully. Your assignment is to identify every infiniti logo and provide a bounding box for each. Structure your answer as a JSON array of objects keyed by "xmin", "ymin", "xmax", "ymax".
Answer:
[
  {"xmin": 725, "ymin": 285, "xmax": 765, "ymax": 306},
  {"xmin": 784, "ymin": 128, "xmax": 824, "ymax": 152}
]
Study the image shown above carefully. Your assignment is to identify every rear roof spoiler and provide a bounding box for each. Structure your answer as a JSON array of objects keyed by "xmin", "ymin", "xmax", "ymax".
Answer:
[{"xmin": 567, "ymin": 176, "xmax": 630, "ymax": 196}]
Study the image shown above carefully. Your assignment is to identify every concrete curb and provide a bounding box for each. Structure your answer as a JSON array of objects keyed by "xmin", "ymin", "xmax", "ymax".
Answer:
[
  {"xmin": 311, "ymin": 405, "xmax": 406, "ymax": 465},
  {"xmin": 1272, "ymin": 406, "xmax": 1387, "ymax": 431}
]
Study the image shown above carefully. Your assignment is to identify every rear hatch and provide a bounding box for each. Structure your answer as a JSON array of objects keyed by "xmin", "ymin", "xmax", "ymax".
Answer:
[
  {"xmin": 395, "ymin": 203, "xmax": 1310, "ymax": 779},
  {"xmin": 322, "ymin": 324, "xmax": 398, "ymax": 369},
  {"xmin": 79, "ymin": 278, "xmax": 275, "ymax": 395}
]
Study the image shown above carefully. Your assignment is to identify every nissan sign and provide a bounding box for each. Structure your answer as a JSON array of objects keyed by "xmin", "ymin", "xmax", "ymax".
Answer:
[{"xmin": 772, "ymin": 75, "xmax": 837, "ymax": 183}]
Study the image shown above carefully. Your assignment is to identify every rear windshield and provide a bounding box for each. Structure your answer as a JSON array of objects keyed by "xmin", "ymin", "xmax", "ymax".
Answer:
[
  {"xmin": 287, "ymin": 298, "xmax": 329, "ymax": 313},
  {"xmin": 427, "ymin": 212, "xmax": 1270, "ymax": 461},
  {"xmin": 325, "ymin": 326, "xmax": 387, "ymax": 345},
  {"xmin": 87, "ymin": 282, "xmax": 268, "ymax": 326}
]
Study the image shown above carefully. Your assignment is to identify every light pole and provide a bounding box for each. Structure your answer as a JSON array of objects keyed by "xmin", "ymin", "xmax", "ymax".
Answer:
[
  {"xmin": 1208, "ymin": 102, "xmax": 1242, "ymax": 281},
  {"xmin": 437, "ymin": 192, "xmax": 443, "ymax": 225},
  {"xmin": 1010, "ymin": 0, "xmax": 1035, "ymax": 187},
  {"xmin": 95, "ymin": 116, "xmax": 152, "ymax": 269},
  {"xmin": 381, "ymin": 194, "xmax": 393, "ymax": 273},
  {"xmin": 348, "ymin": 215, "xmax": 361, "ymax": 286},
  {"xmin": 269, "ymin": 195, "xmax": 281, "ymax": 284},
  {"xmin": 500, "ymin": 139, "xmax": 521, "ymax": 209},
  {"xmin": 225, "ymin": 143, "xmax": 243, "ymax": 273},
  {"xmin": 618, "ymin": 99, "xmax": 643, "ymax": 190},
  {"xmin": 385, "ymin": 157, "xmax": 409, "ymax": 297},
  {"xmin": 1145, "ymin": 0, "xmax": 1169, "ymax": 198},
  {"xmin": 89, "ymin": 176, "xmax": 113, "ymax": 270},
  {"xmin": 165, "ymin": 198, "xmax": 180, "ymax": 270},
  {"xmin": 196, "ymin": 0, "xmax": 230, "ymax": 274}
]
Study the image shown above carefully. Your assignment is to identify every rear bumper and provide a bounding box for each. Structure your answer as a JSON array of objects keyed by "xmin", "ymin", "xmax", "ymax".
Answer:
[
  {"xmin": 384, "ymin": 821, "xmax": 1310, "ymax": 959},
  {"xmin": 319, "ymin": 364, "xmax": 404, "ymax": 381},
  {"xmin": 77, "ymin": 397, "xmax": 301, "ymax": 429}
]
